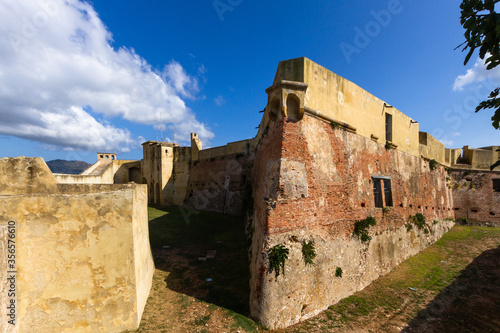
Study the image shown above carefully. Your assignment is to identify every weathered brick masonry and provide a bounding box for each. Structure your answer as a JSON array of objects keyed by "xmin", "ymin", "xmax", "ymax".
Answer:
[
  {"xmin": 452, "ymin": 169, "xmax": 500, "ymax": 226},
  {"xmin": 186, "ymin": 153, "xmax": 254, "ymax": 216},
  {"xmin": 249, "ymin": 116, "xmax": 455, "ymax": 329}
]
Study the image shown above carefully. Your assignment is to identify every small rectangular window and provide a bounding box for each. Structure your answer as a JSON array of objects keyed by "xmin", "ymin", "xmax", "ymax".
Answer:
[
  {"xmin": 383, "ymin": 179, "xmax": 393, "ymax": 206},
  {"xmin": 493, "ymin": 179, "xmax": 500, "ymax": 192},
  {"xmin": 385, "ymin": 113, "xmax": 393, "ymax": 142},
  {"xmin": 373, "ymin": 178, "xmax": 383, "ymax": 208},
  {"xmin": 241, "ymin": 174, "xmax": 247, "ymax": 187}
]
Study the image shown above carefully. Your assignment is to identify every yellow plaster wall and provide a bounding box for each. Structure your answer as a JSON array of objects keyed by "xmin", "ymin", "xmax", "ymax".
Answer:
[
  {"xmin": 271, "ymin": 57, "xmax": 420, "ymax": 157},
  {"xmin": 198, "ymin": 139, "xmax": 254, "ymax": 160},
  {"xmin": 0, "ymin": 157, "xmax": 154, "ymax": 332},
  {"xmin": 419, "ymin": 132, "xmax": 447, "ymax": 165},
  {"xmin": 464, "ymin": 146, "xmax": 500, "ymax": 170}
]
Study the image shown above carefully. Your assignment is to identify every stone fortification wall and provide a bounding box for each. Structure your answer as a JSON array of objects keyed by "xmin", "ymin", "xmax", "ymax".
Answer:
[
  {"xmin": 0, "ymin": 157, "xmax": 154, "ymax": 332},
  {"xmin": 270, "ymin": 57, "xmax": 420, "ymax": 157},
  {"xmin": 249, "ymin": 116, "xmax": 454, "ymax": 329},
  {"xmin": 451, "ymin": 169, "xmax": 500, "ymax": 226},
  {"xmin": 186, "ymin": 153, "xmax": 254, "ymax": 216},
  {"xmin": 53, "ymin": 160, "xmax": 141, "ymax": 185},
  {"xmin": 419, "ymin": 132, "xmax": 446, "ymax": 165}
]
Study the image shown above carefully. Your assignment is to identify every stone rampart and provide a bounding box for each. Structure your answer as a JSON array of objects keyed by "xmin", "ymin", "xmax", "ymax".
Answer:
[
  {"xmin": 249, "ymin": 116, "xmax": 455, "ymax": 329},
  {"xmin": 0, "ymin": 157, "xmax": 154, "ymax": 332}
]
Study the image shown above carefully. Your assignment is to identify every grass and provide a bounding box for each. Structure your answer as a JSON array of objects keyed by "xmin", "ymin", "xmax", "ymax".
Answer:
[{"xmin": 136, "ymin": 208, "xmax": 500, "ymax": 332}]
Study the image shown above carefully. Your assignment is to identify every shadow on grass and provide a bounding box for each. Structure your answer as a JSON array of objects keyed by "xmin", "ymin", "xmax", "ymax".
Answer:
[
  {"xmin": 403, "ymin": 245, "xmax": 500, "ymax": 332},
  {"xmin": 148, "ymin": 205, "xmax": 251, "ymax": 316}
]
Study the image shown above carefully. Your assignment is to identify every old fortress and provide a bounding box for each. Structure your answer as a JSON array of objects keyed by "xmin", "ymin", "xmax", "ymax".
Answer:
[{"xmin": 1, "ymin": 58, "xmax": 499, "ymax": 331}]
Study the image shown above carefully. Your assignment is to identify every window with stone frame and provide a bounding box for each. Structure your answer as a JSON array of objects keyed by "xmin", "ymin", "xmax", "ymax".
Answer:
[{"xmin": 373, "ymin": 177, "xmax": 393, "ymax": 208}]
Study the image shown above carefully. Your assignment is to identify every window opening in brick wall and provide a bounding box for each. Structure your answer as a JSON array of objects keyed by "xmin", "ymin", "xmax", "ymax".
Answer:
[
  {"xmin": 383, "ymin": 179, "xmax": 393, "ymax": 206},
  {"xmin": 373, "ymin": 176, "xmax": 392, "ymax": 208},
  {"xmin": 493, "ymin": 179, "xmax": 500, "ymax": 192},
  {"xmin": 373, "ymin": 178, "xmax": 383, "ymax": 208}
]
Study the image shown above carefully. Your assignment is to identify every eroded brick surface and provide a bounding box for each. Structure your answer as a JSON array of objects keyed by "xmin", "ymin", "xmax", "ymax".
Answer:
[
  {"xmin": 452, "ymin": 170, "xmax": 500, "ymax": 226},
  {"xmin": 249, "ymin": 117, "xmax": 457, "ymax": 329}
]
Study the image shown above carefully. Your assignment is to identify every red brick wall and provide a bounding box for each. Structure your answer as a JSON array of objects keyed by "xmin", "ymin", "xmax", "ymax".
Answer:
[
  {"xmin": 248, "ymin": 116, "xmax": 456, "ymax": 328},
  {"xmin": 452, "ymin": 170, "xmax": 500, "ymax": 226},
  {"xmin": 259, "ymin": 116, "xmax": 454, "ymax": 237}
]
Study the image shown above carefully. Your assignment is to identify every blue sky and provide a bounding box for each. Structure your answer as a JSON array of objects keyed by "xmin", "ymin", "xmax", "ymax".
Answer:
[{"xmin": 0, "ymin": 0, "xmax": 498, "ymax": 163}]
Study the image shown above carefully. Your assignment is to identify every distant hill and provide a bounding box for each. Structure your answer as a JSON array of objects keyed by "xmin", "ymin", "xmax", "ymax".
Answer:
[{"xmin": 46, "ymin": 159, "xmax": 91, "ymax": 174}]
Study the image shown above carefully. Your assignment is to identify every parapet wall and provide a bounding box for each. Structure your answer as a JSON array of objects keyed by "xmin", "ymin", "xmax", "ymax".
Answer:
[
  {"xmin": 0, "ymin": 157, "xmax": 154, "ymax": 332},
  {"xmin": 249, "ymin": 116, "xmax": 455, "ymax": 329}
]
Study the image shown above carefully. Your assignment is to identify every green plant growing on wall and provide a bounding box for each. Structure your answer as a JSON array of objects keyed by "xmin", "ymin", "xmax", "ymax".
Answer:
[
  {"xmin": 301, "ymin": 240, "xmax": 317, "ymax": 266},
  {"xmin": 385, "ymin": 141, "xmax": 394, "ymax": 150},
  {"xmin": 405, "ymin": 223, "xmax": 413, "ymax": 232},
  {"xmin": 410, "ymin": 213, "xmax": 426, "ymax": 229},
  {"xmin": 433, "ymin": 219, "xmax": 439, "ymax": 225},
  {"xmin": 446, "ymin": 167, "xmax": 453, "ymax": 175},
  {"xmin": 353, "ymin": 216, "xmax": 377, "ymax": 242},
  {"xmin": 429, "ymin": 159, "xmax": 438, "ymax": 171},
  {"xmin": 268, "ymin": 244, "xmax": 289, "ymax": 278},
  {"xmin": 335, "ymin": 267, "xmax": 343, "ymax": 278},
  {"xmin": 382, "ymin": 206, "xmax": 392, "ymax": 214}
]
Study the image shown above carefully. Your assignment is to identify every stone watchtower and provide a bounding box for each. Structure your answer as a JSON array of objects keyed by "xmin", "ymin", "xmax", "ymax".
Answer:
[{"xmin": 140, "ymin": 141, "xmax": 178, "ymax": 205}]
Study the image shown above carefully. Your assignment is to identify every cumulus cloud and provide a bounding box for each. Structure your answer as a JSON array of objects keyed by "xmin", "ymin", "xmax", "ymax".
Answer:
[
  {"xmin": 0, "ymin": 0, "xmax": 213, "ymax": 152},
  {"xmin": 453, "ymin": 56, "xmax": 500, "ymax": 91},
  {"xmin": 163, "ymin": 60, "xmax": 200, "ymax": 99}
]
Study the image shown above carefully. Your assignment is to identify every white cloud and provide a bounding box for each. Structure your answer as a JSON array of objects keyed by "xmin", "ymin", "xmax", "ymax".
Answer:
[
  {"xmin": 440, "ymin": 139, "xmax": 454, "ymax": 147},
  {"xmin": 214, "ymin": 95, "xmax": 226, "ymax": 106},
  {"xmin": 451, "ymin": 132, "xmax": 461, "ymax": 137},
  {"xmin": 163, "ymin": 60, "xmax": 200, "ymax": 99},
  {"xmin": 453, "ymin": 56, "xmax": 500, "ymax": 91},
  {"xmin": 0, "ymin": 0, "xmax": 214, "ymax": 152}
]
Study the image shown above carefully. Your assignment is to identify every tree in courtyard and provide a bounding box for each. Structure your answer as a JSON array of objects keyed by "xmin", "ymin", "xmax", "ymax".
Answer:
[{"xmin": 458, "ymin": 0, "xmax": 500, "ymax": 169}]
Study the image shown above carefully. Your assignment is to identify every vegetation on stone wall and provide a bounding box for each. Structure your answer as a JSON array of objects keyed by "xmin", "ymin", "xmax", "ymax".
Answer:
[
  {"xmin": 301, "ymin": 240, "xmax": 317, "ymax": 266},
  {"xmin": 335, "ymin": 267, "xmax": 343, "ymax": 278},
  {"xmin": 384, "ymin": 142, "xmax": 395, "ymax": 150},
  {"xmin": 353, "ymin": 217, "xmax": 377, "ymax": 242},
  {"xmin": 410, "ymin": 213, "xmax": 426, "ymax": 230},
  {"xmin": 429, "ymin": 159, "xmax": 438, "ymax": 171},
  {"xmin": 268, "ymin": 244, "xmax": 289, "ymax": 278}
]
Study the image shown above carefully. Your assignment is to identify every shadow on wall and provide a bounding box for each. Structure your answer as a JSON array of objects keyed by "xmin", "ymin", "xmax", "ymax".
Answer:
[
  {"xmin": 147, "ymin": 206, "xmax": 251, "ymax": 316},
  {"xmin": 402, "ymin": 245, "xmax": 500, "ymax": 332}
]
